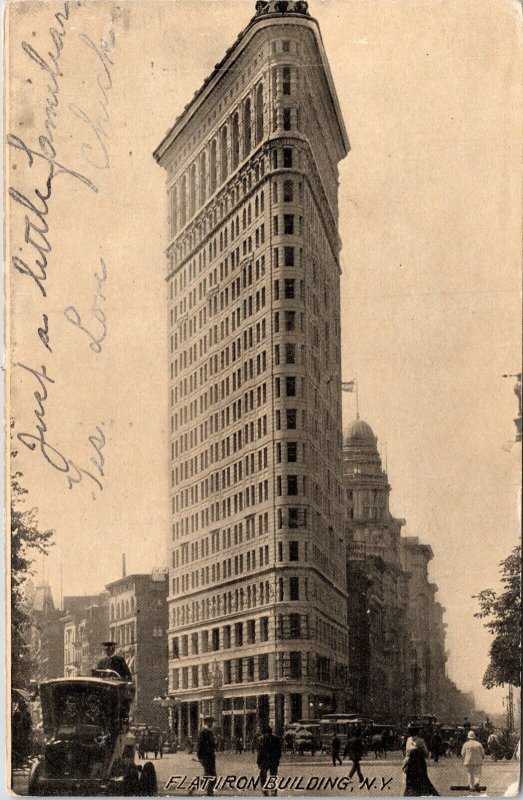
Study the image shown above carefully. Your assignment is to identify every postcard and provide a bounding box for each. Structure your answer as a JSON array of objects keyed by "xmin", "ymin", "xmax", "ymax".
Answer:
[{"xmin": 6, "ymin": 0, "xmax": 521, "ymax": 796}]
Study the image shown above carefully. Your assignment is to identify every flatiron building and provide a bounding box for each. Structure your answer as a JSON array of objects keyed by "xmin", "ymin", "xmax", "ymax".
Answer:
[{"xmin": 154, "ymin": 0, "xmax": 350, "ymax": 741}]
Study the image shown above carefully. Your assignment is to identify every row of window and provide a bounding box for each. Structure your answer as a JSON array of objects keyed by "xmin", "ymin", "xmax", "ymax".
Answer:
[
  {"xmin": 172, "ymin": 617, "xmax": 269, "ymax": 659},
  {"xmin": 173, "ymin": 543, "xmax": 272, "ymax": 592},
  {"xmin": 170, "ymin": 83, "xmax": 265, "ymax": 236},
  {"xmin": 170, "ymin": 146, "xmax": 298, "ymax": 272},
  {"xmin": 171, "ymin": 653, "xmax": 270, "ymax": 690},
  {"xmin": 171, "ymin": 581, "xmax": 274, "ymax": 627}
]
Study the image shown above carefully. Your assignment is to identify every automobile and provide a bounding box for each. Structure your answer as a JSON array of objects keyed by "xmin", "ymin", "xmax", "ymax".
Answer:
[{"xmin": 27, "ymin": 675, "xmax": 157, "ymax": 796}]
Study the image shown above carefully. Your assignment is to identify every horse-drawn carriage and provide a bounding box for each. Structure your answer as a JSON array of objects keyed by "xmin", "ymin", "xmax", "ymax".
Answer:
[
  {"xmin": 133, "ymin": 725, "xmax": 163, "ymax": 759},
  {"xmin": 27, "ymin": 676, "xmax": 157, "ymax": 795}
]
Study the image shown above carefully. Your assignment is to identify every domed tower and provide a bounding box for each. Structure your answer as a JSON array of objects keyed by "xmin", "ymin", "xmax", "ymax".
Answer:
[
  {"xmin": 343, "ymin": 416, "xmax": 409, "ymax": 720},
  {"xmin": 343, "ymin": 416, "xmax": 392, "ymax": 527}
]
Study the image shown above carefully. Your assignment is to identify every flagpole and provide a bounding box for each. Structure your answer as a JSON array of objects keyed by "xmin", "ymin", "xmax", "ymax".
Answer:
[{"xmin": 355, "ymin": 374, "xmax": 359, "ymax": 419}]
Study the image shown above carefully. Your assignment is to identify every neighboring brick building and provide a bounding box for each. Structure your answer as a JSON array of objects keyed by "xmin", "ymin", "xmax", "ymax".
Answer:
[
  {"xmin": 106, "ymin": 573, "xmax": 168, "ymax": 727},
  {"xmin": 62, "ymin": 594, "xmax": 109, "ymax": 677}
]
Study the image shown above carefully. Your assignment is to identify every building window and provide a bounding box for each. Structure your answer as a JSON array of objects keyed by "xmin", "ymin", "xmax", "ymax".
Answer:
[
  {"xmin": 247, "ymin": 656, "xmax": 255, "ymax": 682},
  {"xmin": 286, "ymin": 376, "xmax": 296, "ymax": 396},
  {"xmin": 232, "ymin": 113, "xmax": 240, "ymax": 169},
  {"xmin": 260, "ymin": 617, "xmax": 269, "ymax": 642},
  {"xmin": 286, "ymin": 409, "xmax": 297, "ymax": 429},
  {"xmin": 247, "ymin": 619, "xmax": 256, "ymax": 643},
  {"xmin": 236, "ymin": 658, "xmax": 243, "ymax": 683},
  {"xmin": 220, "ymin": 126, "xmax": 228, "ymax": 182},
  {"xmin": 283, "ymin": 108, "xmax": 291, "ymax": 131},
  {"xmin": 284, "ymin": 246, "xmax": 294, "ymax": 266},
  {"xmin": 192, "ymin": 665, "xmax": 199, "ymax": 687},
  {"xmin": 259, "ymin": 653, "xmax": 269, "ymax": 680},
  {"xmin": 243, "ymin": 98, "xmax": 252, "ymax": 157},
  {"xmin": 212, "ymin": 628, "xmax": 220, "ymax": 651},
  {"xmin": 283, "ymin": 147, "xmax": 293, "ymax": 167},
  {"xmin": 287, "ymin": 442, "xmax": 297, "ymax": 462},
  {"xmin": 284, "ymin": 215, "xmax": 294, "ymax": 235},
  {"xmin": 290, "ymin": 651, "xmax": 302, "ymax": 679},
  {"xmin": 283, "ymin": 180, "xmax": 293, "ymax": 202},
  {"xmin": 289, "ymin": 576, "xmax": 300, "ymax": 600},
  {"xmin": 282, "ymin": 65, "xmax": 291, "ymax": 95},
  {"xmin": 224, "ymin": 660, "xmax": 232, "ymax": 684},
  {"xmin": 285, "ymin": 343, "xmax": 295, "ymax": 364},
  {"xmin": 282, "ymin": 39, "xmax": 290, "ymax": 52},
  {"xmin": 223, "ymin": 625, "xmax": 231, "ymax": 648},
  {"xmin": 284, "ymin": 279, "xmax": 295, "ymax": 299},
  {"xmin": 287, "ymin": 475, "xmax": 298, "ymax": 495},
  {"xmin": 235, "ymin": 622, "xmax": 243, "ymax": 646},
  {"xmin": 209, "ymin": 139, "xmax": 217, "ymax": 193},
  {"xmin": 289, "ymin": 542, "xmax": 299, "ymax": 561},
  {"xmin": 256, "ymin": 83, "xmax": 264, "ymax": 144}
]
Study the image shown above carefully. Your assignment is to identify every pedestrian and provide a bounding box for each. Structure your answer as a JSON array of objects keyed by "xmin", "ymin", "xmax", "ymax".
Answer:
[
  {"xmin": 235, "ymin": 734, "xmax": 244, "ymax": 754},
  {"xmin": 331, "ymin": 733, "xmax": 342, "ymax": 766},
  {"xmin": 257, "ymin": 725, "xmax": 282, "ymax": 796},
  {"xmin": 430, "ymin": 727, "xmax": 442, "ymax": 762},
  {"xmin": 461, "ymin": 730, "xmax": 485, "ymax": 793},
  {"xmin": 345, "ymin": 726, "xmax": 365, "ymax": 783},
  {"xmin": 403, "ymin": 747, "xmax": 439, "ymax": 796},
  {"xmin": 197, "ymin": 716, "xmax": 217, "ymax": 796},
  {"xmin": 405, "ymin": 726, "xmax": 429, "ymax": 758}
]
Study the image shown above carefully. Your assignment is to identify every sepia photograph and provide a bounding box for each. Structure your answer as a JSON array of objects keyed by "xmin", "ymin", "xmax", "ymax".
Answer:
[{"xmin": 5, "ymin": 0, "xmax": 521, "ymax": 795}]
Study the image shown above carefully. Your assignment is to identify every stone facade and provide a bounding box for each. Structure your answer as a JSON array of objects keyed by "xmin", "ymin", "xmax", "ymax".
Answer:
[
  {"xmin": 343, "ymin": 418, "xmax": 410, "ymax": 721},
  {"xmin": 154, "ymin": 1, "xmax": 350, "ymax": 740},
  {"xmin": 106, "ymin": 574, "xmax": 168, "ymax": 727},
  {"xmin": 62, "ymin": 594, "xmax": 109, "ymax": 678}
]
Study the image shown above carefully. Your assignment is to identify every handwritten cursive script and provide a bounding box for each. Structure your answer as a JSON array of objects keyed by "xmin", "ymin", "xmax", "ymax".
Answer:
[
  {"xmin": 64, "ymin": 258, "xmax": 107, "ymax": 352},
  {"xmin": 15, "ymin": 362, "xmax": 105, "ymax": 492}
]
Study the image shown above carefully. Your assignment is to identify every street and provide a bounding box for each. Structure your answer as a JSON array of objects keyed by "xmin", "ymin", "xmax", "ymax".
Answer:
[{"xmin": 12, "ymin": 751, "xmax": 519, "ymax": 797}]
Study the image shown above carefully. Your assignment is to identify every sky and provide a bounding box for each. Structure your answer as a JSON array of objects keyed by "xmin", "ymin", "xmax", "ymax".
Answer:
[{"xmin": 7, "ymin": 0, "xmax": 521, "ymax": 715}]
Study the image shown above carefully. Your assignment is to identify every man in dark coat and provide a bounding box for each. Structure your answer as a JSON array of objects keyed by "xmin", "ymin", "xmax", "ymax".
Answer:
[
  {"xmin": 197, "ymin": 716, "xmax": 217, "ymax": 796},
  {"xmin": 345, "ymin": 726, "xmax": 365, "ymax": 783},
  {"xmin": 96, "ymin": 642, "xmax": 132, "ymax": 681},
  {"xmin": 430, "ymin": 727, "xmax": 443, "ymax": 762},
  {"xmin": 257, "ymin": 726, "xmax": 282, "ymax": 796},
  {"xmin": 331, "ymin": 733, "xmax": 342, "ymax": 766}
]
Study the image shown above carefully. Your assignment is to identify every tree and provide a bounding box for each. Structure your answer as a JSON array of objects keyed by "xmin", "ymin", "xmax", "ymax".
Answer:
[
  {"xmin": 474, "ymin": 545, "xmax": 521, "ymax": 689},
  {"xmin": 10, "ymin": 453, "xmax": 54, "ymax": 687}
]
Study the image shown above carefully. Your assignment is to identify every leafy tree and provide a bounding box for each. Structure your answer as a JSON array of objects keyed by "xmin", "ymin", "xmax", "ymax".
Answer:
[
  {"xmin": 10, "ymin": 445, "xmax": 54, "ymax": 687},
  {"xmin": 474, "ymin": 545, "xmax": 521, "ymax": 689}
]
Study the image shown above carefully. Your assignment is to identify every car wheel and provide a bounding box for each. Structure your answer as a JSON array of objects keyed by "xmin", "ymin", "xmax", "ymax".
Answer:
[{"xmin": 139, "ymin": 762, "xmax": 157, "ymax": 796}]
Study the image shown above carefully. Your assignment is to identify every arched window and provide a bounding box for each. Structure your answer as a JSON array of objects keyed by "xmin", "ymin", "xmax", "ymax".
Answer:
[
  {"xmin": 231, "ymin": 113, "xmax": 240, "ymax": 169},
  {"xmin": 180, "ymin": 174, "xmax": 187, "ymax": 226},
  {"xmin": 189, "ymin": 162, "xmax": 196, "ymax": 217},
  {"xmin": 199, "ymin": 151, "xmax": 206, "ymax": 205},
  {"xmin": 255, "ymin": 83, "xmax": 264, "ymax": 144},
  {"xmin": 220, "ymin": 126, "xmax": 228, "ymax": 183},
  {"xmin": 170, "ymin": 185, "xmax": 178, "ymax": 237},
  {"xmin": 243, "ymin": 97, "xmax": 252, "ymax": 157},
  {"xmin": 209, "ymin": 139, "xmax": 217, "ymax": 193}
]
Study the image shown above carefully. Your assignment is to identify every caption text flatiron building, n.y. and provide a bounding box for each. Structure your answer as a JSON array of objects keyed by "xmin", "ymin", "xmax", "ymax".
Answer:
[{"xmin": 155, "ymin": 0, "xmax": 351, "ymax": 742}]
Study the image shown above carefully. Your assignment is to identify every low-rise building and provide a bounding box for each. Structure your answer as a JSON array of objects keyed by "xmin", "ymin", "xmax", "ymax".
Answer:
[{"xmin": 62, "ymin": 594, "xmax": 109, "ymax": 677}]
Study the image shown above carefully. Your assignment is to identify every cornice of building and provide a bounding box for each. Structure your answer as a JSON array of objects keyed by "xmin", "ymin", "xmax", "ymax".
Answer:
[{"xmin": 154, "ymin": 12, "xmax": 349, "ymax": 165}]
